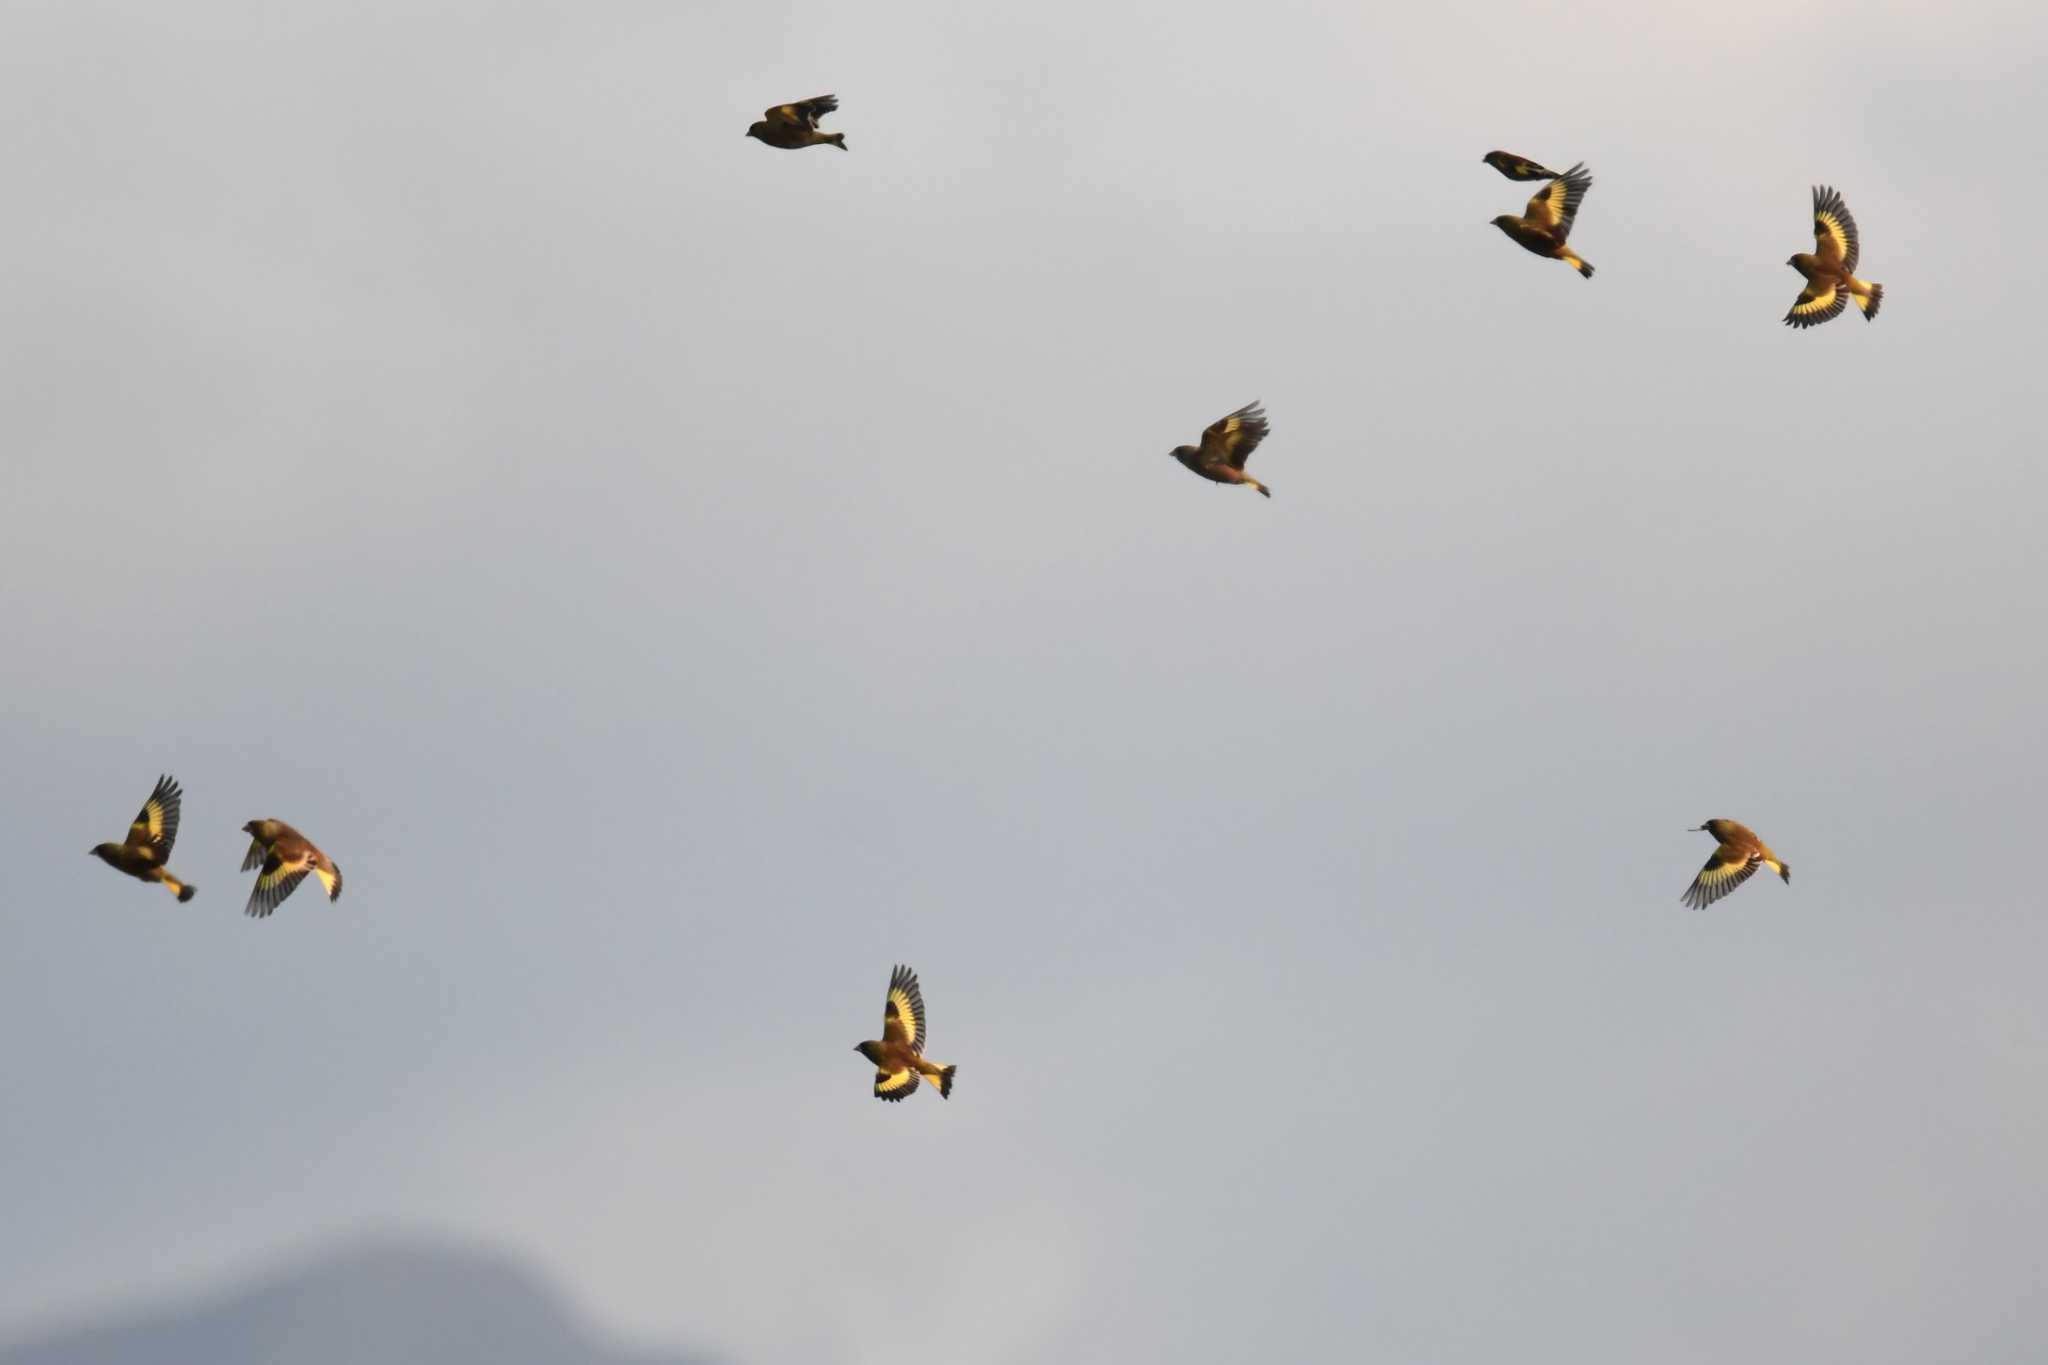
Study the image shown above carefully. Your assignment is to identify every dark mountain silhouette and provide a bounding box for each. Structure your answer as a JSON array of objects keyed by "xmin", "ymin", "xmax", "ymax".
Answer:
[{"xmin": 0, "ymin": 1241, "xmax": 714, "ymax": 1365}]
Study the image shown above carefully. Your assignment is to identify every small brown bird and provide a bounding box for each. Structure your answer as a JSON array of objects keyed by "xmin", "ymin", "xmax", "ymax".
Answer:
[
  {"xmin": 1785, "ymin": 185, "xmax": 1882, "ymax": 328},
  {"xmin": 1681, "ymin": 819, "xmax": 1791, "ymax": 910},
  {"xmin": 745, "ymin": 95, "xmax": 847, "ymax": 151},
  {"xmin": 854, "ymin": 964, "xmax": 957, "ymax": 1102},
  {"xmin": 89, "ymin": 774, "xmax": 195, "ymax": 902},
  {"xmin": 1490, "ymin": 162, "xmax": 1595, "ymax": 278},
  {"xmin": 1170, "ymin": 401, "xmax": 1272, "ymax": 498},
  {"xmin": 1483, "ymin": 150, "xmax": 1561, "ymax": 182},
  {"xmin": 240, "ymin": 819, "xmax": 343, "ymax": 918}
]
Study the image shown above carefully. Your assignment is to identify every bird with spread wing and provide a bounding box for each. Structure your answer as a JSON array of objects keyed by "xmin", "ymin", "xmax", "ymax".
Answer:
[
  {"xmin": 745, "ymin": 95, "xmax": 847, "ymax": 151},
  {"xmin": 240, "ymin": 819, "xmax": 344, "ymax": 919},
  {"xmin": 854, "ymin": 964, "xmax": 957, "ymax": 1102},
  {"xmin": 1169, "ymin": 401, "xmax": 1273, "ymax": 498},
  {"xmin": 1785, "ymin": 185, "xmax": 1882, "ymax": 328},
  {"xmin": 1490, "ymin": 162, "xmax": 1596, "ymax": 278},
  {"xmin": 90, "ymin": 774, "xmax": 196, "ymax": 902},
  {"xmin": 1681, "ymin": 819, "xmax": 1791, "ymax": 910}
]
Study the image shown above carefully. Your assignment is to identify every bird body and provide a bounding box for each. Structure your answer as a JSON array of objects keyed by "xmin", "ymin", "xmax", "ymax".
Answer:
[
  {"xmin": 1482, "ymin": 150, "xmax": 1561, "ymax": 182},
  {"xmin": 1170, "ymin": 401, "xmax": 1272, "ymax": 497},
  {"xmin": 746, "ymin": 95, "xmax": 846, "ymax": 150},
  {"xmin": 855, "ymin": 964, "xmax": 956, "ymax": 1101},
  {"xmin": 1681, "ymin": 818, "xmax": 1790, "ymax": 909},
  {"xmin": 1490, "ymin": 162, "xmax": 1595, "ymax": 277},
  {"xmin": 1785, "ymin": 186, "xmax": 1882, "ymax": 328},
  {"xmin": 240, "ymin": 818, "xmax": 343, "ymax": 918},
  {"xmin": 90, "ymin": 774, "xmax": 195, "ymax": 902}
]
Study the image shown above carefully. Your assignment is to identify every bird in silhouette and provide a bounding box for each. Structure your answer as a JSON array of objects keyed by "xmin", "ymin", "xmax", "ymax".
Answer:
[
  {"xmin": 1681, "ymin": 819, "xmax": 1791, "ymax": 909},
  {"xmin": 1785, "ymin": 185, "xmax": 1882, "ymax": 328},
  {"xmin": 1482, "ymin": 150, "xmax": 1561, "ymax": 182},
  {"xmin": 1170, "ymin": 401, "xmax": 1273, "ymax": 498},
  {"xmin": 90, "ymin": 775, "xmax": 195, "ymax": 902},
  {"xmin": 240, "ymin": 819, "xmax": 344, "ymax": 918},
  {"xmin": 1490, "ymin": 162, "xmax": 1595, "ymax": 278},
  {"xmin": 746, "ymin": 95, "xmax": 847, "ymax": 151},
  {"xmin": 854, "ymin": 964, "xmax": 957, "ymax": 1101}
]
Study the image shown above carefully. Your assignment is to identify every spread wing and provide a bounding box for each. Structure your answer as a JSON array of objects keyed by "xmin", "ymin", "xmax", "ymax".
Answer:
[
  {"xmin": 765, "ymin": 94, "xmax": 838, "ymax": 131},
  {"xmin": 1812, "ymin": 185, "xmax": 1859, "ymax": 273},
  {"xmin": 122, "ymin": 775, "xmax": 182, "ymax": 860},
  {"xmin": 1522, "ymin": 163, "xmax": 1592, "ymax": 241},
  {"xmin": 873, "ymin": 1067, "xmax": 921, "ymax": 1101},
  {"xmin": 241, "ymin": 837, "xmax": 268, "ymax": 872},
  {"xmin": 1681, "ymin": 846, "xmax": 1760, "ymax": 909},
  {"xmin": 1485, "ymin": 150, "xmax": 1559, "ymax": 182},
  {"xmin": 1196, "ymin": 401, "xmax": 1269, "ymax": 470},
  {"xmin": 246, "ymin": 850, "xmax": 312, "ymax": 918},
  {"xmin": 1784, "ymin": 280, "xmax": 1846, "ymax": 329},
  {"xmin": 882, "ymin": 964, "xmax": 927, "ymax": 1054}
]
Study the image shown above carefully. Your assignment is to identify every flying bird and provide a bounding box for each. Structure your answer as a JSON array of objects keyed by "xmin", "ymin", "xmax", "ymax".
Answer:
[
  {"xmin": 1490, "ymin": 162, "xmax": 1595, "ymax": 278},
  {"xmin": 89, "ymin": 774, "xmax": 195, "ymax": 902},
  {"xmin": 854, "ymin": 964, "xmax": 957, "ymax": 1102},
  {"xmin": 745, "ymin": 95, "xmax": 847, "ymax": 151},
  {"xmin": 1170, "ymin": 401, "xmax": 1273, "ymax": 498},
  {"xmin": 1681, "ymin": 819, "xmax": 1791, "ymax": 910},
  {"xmin": 1785, "ymin": 185, "xmax": 1883, "ymax": 328},
  {"xmin": 1482, "ymin": 150, "xmax": 1561, "ymax": 182},
  {"xmin": 240, "ymin": 819, "xmax": 344, "ymax": 918}
]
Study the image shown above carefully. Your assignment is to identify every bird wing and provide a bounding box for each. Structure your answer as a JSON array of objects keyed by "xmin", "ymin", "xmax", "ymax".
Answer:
[
  {"xmin": 122, "ymin": 775, "xmax": 182, "ymax": 859},
  {"xmin": 1812, "ymin": 186, "xmax": 1859, "ymax": 273},
  {"xmin": 314, "ymin": 857, "xmax": 343, "ymax": 901},
  {"xmin": 241, "ymin": 837, "xmax": 269, "ymax": 872},
  {"xmin": 1486, "ymin": 151, "xmax": 1558, "ymax": 182},
  {"xmin": 1784, "ymin": 280, "xmax": 1846, "ymax": 328},
  {"xmin": 873, "ymin": 1066, "xmax": 921, "ymax": 1101},
  {"xmin": 1682, "ymin": 847, "xmax": 1760, "ymax": 909},
  {"xmin": 882, "ymin": 964, "xmax": 927, "ymax": 1054},
  {"xmin": 1522, "ymin": 163, "xmax": 1592, "ymax": 241},
  {"xmin": 246, "ymin": 850, "xmax": 312, "ymax": 918},
  {"xmin": 1196, "ymin": 402, "xmax": 1270, "ymax": 471},
  {"xmin": 765, "ymin": 95, "xmax": 837, "ymax": 131}
]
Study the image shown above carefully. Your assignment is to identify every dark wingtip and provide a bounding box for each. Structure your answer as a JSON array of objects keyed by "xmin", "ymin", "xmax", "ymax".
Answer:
[{"xmin": 178, "ymin": 885, "xmax": 196, "ymax": 903}]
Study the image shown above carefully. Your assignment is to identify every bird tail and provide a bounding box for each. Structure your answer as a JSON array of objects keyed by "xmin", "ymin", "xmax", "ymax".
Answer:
[
  {"xmin": 1776, "ymin": 862, "xmax": 1791, "ymax": 884},
  {"xmin": 1853, "ymin": 281, "xmax": 1882, "ymax": 320},
  {"xmin": 826, "ymin": 132, "xmax": 847, "ymax": 151},
  {"xmin": 1250, "ymin": 480, "xmax": 1271, "ymax": 499},
  {"xmin": 1565, "ymin": 252, "xmax": 1594, "ymax": 279},
  {"xmin": 319, "ymin": 863, "xmax": 344, "ymax": 901},
  {"xmin": 925, "ymin": 1063, "xmax": 957, "ymax": 1099},
  {"xmin": 164, "ymin": 876, "xmax": 195, "ymax": 902}
]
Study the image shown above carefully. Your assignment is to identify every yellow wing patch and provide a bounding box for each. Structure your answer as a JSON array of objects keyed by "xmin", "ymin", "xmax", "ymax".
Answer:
[
  {"xmin": 1524, "ymin": 178, "xmax": 1567, "ymax": 229},
  {"xmin": 124, "ymin": 775, "xmax": 182, "ymax": 855},
  {"xmin": 874, "ymin": 1068, "xmax": 920, "ymax": 1101},
  {"xmin": 1785, "ymin": 283, "xmax": 1845, "ymax": 328},
  {"xmin": 1811, "ymin": 187, "xmax": 1859, "ymax": 272},
  {"xmin": 1682, "ymin": 852, "xmax": 1759, "ymax": 909},
  {"xmin": 314, "ymin": 862, "xmax": 343, "ymax": 900}
]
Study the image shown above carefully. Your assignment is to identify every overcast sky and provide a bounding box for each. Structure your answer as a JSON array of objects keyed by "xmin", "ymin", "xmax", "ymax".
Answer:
[{"xmin": 3, "ymin": 1, "xmax": 2045, "ymax": 1362}]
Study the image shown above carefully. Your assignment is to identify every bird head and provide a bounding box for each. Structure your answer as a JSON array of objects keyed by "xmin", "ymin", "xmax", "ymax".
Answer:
[
  {"xmin": 853, "ymin": 1041, "xmax": 881, "ymax": 1064},
  {"xmin": 1785, "ymin": 255, "xmax": 1800, "ymax": 269},
  {"xmin": 1490, "ymin": 215, "xmax": 1518, "ymax": 232},
  {"xmin": 745, "ymin": 122, "xmax": 768, "ymax": 142},
  {"xmin": 1168, "ymin": 444, "xmax": 1195, "ymax": 461},
  {"xmin": 89, "ymin": 842, "xmax": 116, "ymax": 860}
]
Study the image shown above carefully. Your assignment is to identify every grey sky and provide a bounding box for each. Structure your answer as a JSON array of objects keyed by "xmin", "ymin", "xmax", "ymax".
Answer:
[{"xmin": 2, "ymin": 0, "xmax": 2044, "ymax": 1361}]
